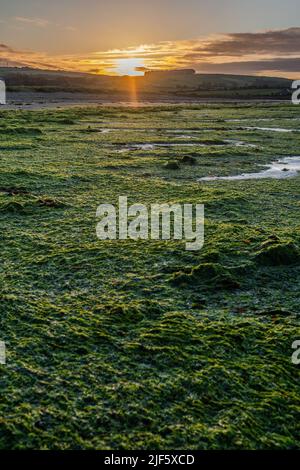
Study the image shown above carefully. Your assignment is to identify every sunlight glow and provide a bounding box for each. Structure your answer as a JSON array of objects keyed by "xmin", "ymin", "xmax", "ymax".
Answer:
[{"xmin": 112, "ymin": 58, "xmax": 146, "ymax": 76}]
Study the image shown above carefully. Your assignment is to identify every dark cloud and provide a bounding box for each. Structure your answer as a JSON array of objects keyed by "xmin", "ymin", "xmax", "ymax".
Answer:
[
  {"xmin": 0, "ymin": 28, "xmax": 299, "ymax": 77},
  {"xmin": 192, "ymin": 57, "xmax": 300, "ymax": 75},
  {"xmin": 191, "ymin": 28, "xmax": 300, "ymax": 57},
  {"xmin": 135, "ymin": 66, "xmax": 150, "ymax": 72},
  {"xmin": 0, "ymin": 44, "xmax": 16, "ymax": 53}
]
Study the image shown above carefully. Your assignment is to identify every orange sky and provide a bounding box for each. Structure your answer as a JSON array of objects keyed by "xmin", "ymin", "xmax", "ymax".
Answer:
[
  {"xmin": 1, "ymin": 0, "xmax": 300, "ymax": 78},
  {"xmin": 1, "ymin": 29, "xmax": 300, "ymax": 79}
]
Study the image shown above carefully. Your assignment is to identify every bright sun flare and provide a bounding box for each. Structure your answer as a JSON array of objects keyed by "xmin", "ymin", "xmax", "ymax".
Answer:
[{"xmin": 113, "ymin": 58, "xmax": 145, "ymax": 76}]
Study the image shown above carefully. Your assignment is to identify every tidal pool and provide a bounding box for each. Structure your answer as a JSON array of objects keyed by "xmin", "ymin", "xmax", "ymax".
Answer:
[
  {"xmin": 115, "ymin": 140, "xmax": 255, "ymax": 152},
  {"xmin": 199, "ymin": 156, "xmax": 300, "ymax": 181},
  {"xmin": 116, "ymin": 142, "xmax": 223, "ymax": 152},
  {"xmin": 243, "ymin": 127, "xmax": 297, "ymax": 133}
]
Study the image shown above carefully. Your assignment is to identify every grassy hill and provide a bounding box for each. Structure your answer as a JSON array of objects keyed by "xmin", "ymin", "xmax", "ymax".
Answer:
[{"xmin": 0, "ymin": 67, "xmax": 292, "ymax": 99}]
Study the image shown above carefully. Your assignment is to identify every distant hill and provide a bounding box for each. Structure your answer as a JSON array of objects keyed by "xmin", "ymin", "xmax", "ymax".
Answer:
[
  {"xmin": 143, "ymin": 69, "xmax": 291, "ymax": 89},
  {"xmin": 0, "ymin": 67, "xmax": 119, "ymax": 90},
  {"xmin": 0, "ymin": 67, "xmax": 292, "ymax": 99}
]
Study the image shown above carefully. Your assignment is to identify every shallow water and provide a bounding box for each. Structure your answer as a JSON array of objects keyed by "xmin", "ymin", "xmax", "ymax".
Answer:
[
  {"xmin": 225, "ymin": 117, "xmax": 300, "ymax": 122},
  {"xmin": 199, "ymin": 156, "xmax": 300, "ymax": 181},
  {"xmin": 116, "ymin": 140, "xmax": 256, "ymax": 152},
  {"xmin": 224, "ymin": 139, "xmax": 257, "ymax": 148},
  {"xmin": 243, "ymin": 126, "xmax": 297, "ymax": 133},
  {"xmin": 117, "ymin": 143, "xmax": 206, "ymax": 152},
  {"xmin": 117, "ymin": 142, "xmax": 223, "ymax": 152}
]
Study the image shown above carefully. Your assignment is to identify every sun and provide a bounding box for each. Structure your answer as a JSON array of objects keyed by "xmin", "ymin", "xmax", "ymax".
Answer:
[{"xmin": 113, "ymin": 58, "xmax": 145, "ymax": 76}]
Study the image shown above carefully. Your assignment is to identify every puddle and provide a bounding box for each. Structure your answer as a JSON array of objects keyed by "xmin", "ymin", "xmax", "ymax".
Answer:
[
  {"xmin": 117, "ymin": 143, "xmax": 205, "ymax": 152},
  {"xmin": 226, "ymin": 117, "xmax": 300, "ymax": 123},
  {"xmin": 199, "ymin": 156, "xmax": 300, "ymax": 181},
  {"xmin": 225, "ymin": 118, "xmax": 271, "ymax": 122},
  {"xmin": 166, "ymin": 129, "xmax": 211, "ymax": 133},
  {"xmin": 116, "ymin": 142, "xmax": 228, "ymax": 152},
  {"xmin": 243, "ymin": 127, "xmax": 297, "ymax": 133},
  {"xmin": 86, "ymin": 127, "xmax": 156, "ymax": 132},
  {"xmin": 74, "ymin": 127, "xmax": 115, "ymax": 133},
  {"xmin": 224, "ymin": 139, "xmax": 257, "ymax": 148},
  {"xmin": 115, "ymin": 139, "xmax": 257, "ymax": 152},
  {"xmin": 172, "ymin": 135, "xmax": 197, "ymax": 139},
  {"xmin": 84, "ymin": 127, "xmax": 211, "ymax": 134}
]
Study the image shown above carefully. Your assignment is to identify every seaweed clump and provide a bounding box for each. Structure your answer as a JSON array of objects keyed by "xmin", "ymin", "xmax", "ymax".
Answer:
[
  {"xmin": 164, "ymin": 161, "xmax": 180, "ymax": 170},
  {"xmin": 0, "ymin": 201, "xmax": 26, "ymax": 214},
  {"xmin": 181, "ymin": 155, "xmax": 197, "ymax": 165},
  {"xmin": 255, "ymin": 240, "xmax": 300, "ymax": 266},
  {"xmin": 1, "ymin": 127, "xmax": 43, "ymax": 135},
  {"xmin": 37, "ymin": 197, "xmax": 66, "ymax": 208},
  {"xmin": 171, "ymin": 262, "xmax": 240, "ymax": 289}
]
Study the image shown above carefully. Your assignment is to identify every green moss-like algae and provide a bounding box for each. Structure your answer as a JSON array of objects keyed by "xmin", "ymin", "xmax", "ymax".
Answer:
[{"xmin": 0, "ymin": 103, "xmax": 299, "ymax": 450}]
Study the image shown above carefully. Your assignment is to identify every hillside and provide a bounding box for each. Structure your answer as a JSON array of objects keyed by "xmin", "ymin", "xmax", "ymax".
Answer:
[
  {"xmin": 0, "ymin": 67, "xmax": 291, "ymax": 98},
  {"xmin": 0, "ymin": 67, "xmax": 292, "ymax": 100}
]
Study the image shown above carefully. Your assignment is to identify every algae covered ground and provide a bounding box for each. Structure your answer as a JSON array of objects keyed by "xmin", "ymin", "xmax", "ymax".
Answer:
[{"xmin": 0, "ymin": 103, "xmax": 299, "ymax": 449}]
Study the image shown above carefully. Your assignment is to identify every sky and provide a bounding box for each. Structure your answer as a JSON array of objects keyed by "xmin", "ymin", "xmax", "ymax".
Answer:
[{"xmin": 0, "ymin": 0, "xmax": 300, "ymax": 77}]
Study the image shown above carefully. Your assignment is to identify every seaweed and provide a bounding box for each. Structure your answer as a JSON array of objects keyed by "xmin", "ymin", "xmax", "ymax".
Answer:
[
  {"xmin": 0, "ymin": 103, "xmax": 299, "ymax": 450},
  {"xmin": 255, "ymin": 241, "xmax": 300, "ymax": 266},
  {"xmin": 163, "ymin": 161, "xmax": 180, "ymax": 170},
  {"xmin": 181, "ymin": 155, "xmax": 197, "ymax": 165},
  {"xmin": 171, "ymin": 263, "xmax": 240, "ymax": 289}
]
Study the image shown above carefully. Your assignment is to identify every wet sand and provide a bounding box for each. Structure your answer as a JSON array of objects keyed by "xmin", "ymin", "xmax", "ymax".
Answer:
[{"xmin": 0, "ymin": 91, "xmax": 291, "ymax": 110}]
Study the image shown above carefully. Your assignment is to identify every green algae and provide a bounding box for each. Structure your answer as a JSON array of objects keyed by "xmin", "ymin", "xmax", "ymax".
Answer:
[
  {"xmin": 171, "ymin": 263, "xmax": 240, "ymax": 289},
  {"xmin": 0, "ymin": 103, "xmax": 299, "ymax": 450},
  {"xmin": 255, "ymin": 241, "xmax": 300, "ymax": 266},
  {"xmin": 163, "ymin": 161, "xmax": 180, "ymax": 170},
  {"xmin": 181, "ymin": 155, "xmax": 197, "ymax": 165}
]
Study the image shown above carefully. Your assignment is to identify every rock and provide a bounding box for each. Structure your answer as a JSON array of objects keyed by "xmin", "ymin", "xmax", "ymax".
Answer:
[
  {"xmin": 181, "ymin": 155, "xmax": 197, "ymax": 165},
  {"xmin": 164, "ymin": 161, "xmax": 180, "ymax": 170}
]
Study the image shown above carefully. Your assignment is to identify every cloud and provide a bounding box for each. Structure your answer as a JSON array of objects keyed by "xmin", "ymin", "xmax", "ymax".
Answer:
[
  {"xmin": 193, "ymin": 57, "xmax": 300, "ymax": 75},
  {"xmin": 91, "ymin": 28, "xmax": 300, "ymax": 76},
  {"xmin": 135, "ymin": 66, "xmax": 150, "ymax": 72},
  {"xmin": 0, "ymin": 44, "xmax": 16, "ymax": 53},
  {"xmin": 13, "ymin": 16, "xmax": 76, "ymax": 32},
  {"xmin": 188, "ymin": 28, "xmax": 300, "ymax": 57},
  {"xmin": 14, "ymin": 17, "xmax": 51, "ymax": 28},
  {"xmin": 0, "ymin": 28, "xmax": 299, "ymax": 78},
  {"xmin": 0, "ymin": 42, "xmax": 63, "ymax": 69}
]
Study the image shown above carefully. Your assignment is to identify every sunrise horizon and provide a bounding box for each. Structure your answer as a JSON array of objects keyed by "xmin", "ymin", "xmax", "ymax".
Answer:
[
  {"xmin": 0, "ymin": 37, "xmax": 298, "ymax": 81},
  {"xmin": 1, "ymin": 27, "xmax": 300, "ymax": 80},
  {"xmin": 1, "ymin": 0, "xmax": 300, "ymax": 79}
]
